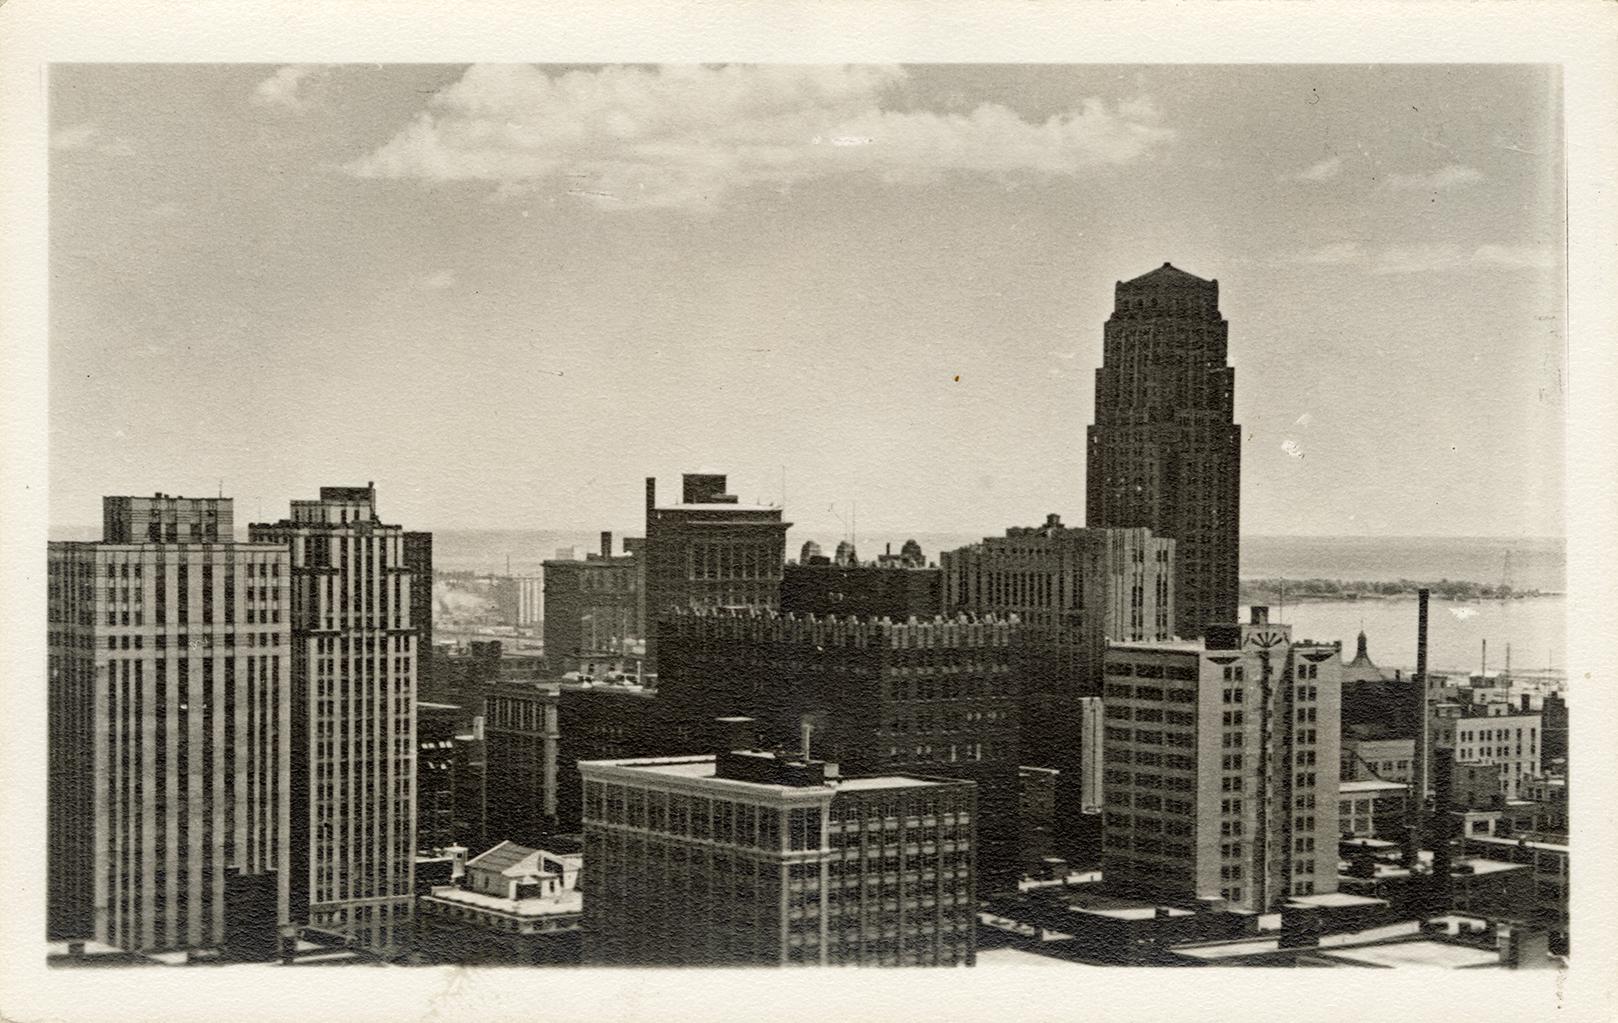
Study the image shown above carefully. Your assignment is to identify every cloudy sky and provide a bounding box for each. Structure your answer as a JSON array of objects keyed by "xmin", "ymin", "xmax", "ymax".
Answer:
[{"xmin": 49, "ymin": 64, "xmax": 1563, "ymax": 539}]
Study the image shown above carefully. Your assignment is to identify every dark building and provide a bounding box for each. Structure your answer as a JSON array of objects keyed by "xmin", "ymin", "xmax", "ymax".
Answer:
[
  {"xmin": 641, "ymin": 473, "xmax": 791, "ymax": 669},
  {"xmin": 451, "ymin": 725, "xmax": 489, "ymax": 857},
  {"xmin": 553, "ymin": 683, "xmax": 677, "ymax": 834},
  {"xmin": 941, "ymin": 516, "xmax": 1173, "ymax": 866},
  {"xmin": 403, "ymin": 532, "xmax": 434, "ymax": 687},
  {"xmin": 1086, "ymin": 263, "xmax": 1240, "ymax": 637},
  {"xmin": 417, "ymin": 702, "xmax": 461, "ymax": 852},
  {"xmin": 484, "ymin": 684, "xmax": 561, "ymax": 848},
  {"xmin": 780, "ymin": 561, "xmax": 943, "ymax": 620},
  {"xmin": 655, "ymin": 608, "xmax": 1022, "ymax": 893},
  {"xmin": 541, "ymin": 531, "xmax": 642, "ymax": 677},
  {"xmin": 1541, "ymin": 692, "xmax": 1567, "ymax": 765}
]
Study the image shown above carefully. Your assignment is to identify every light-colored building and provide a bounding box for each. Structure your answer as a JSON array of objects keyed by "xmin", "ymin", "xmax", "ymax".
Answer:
[
  {"xmin": 250, "ymin": 484, "xmax": 420, "ymax": 954},
  {"xmin": 580, "ymin": 751, "xmax": 977, "ymax": 967},
  {"xmin": 1445, "ymin": 713, "xmax": 1541, "ymax": 801},
  {"xmin": 1101, "ymin": 607, "xmax": 1342, "ymax": 912},
  {"xmin": 416, "ymin": 841, "xmax": 582, "ymax": 964},
  {"xmin": 48, "ymin": 495, "xmax": 292, "ymax": 953}
]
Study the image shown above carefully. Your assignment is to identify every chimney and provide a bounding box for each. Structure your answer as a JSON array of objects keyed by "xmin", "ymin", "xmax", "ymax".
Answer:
[
  {"xmin": 645, "ymin": 477, "xmax": 657, "ymax": 521},
  {"xmin": 1413, "ymin": 588, "xmax": 1431, "ymax": 811},
  {"xmin": 1481, "ymin": 638, "xmax": 1487, "ymax": 676},
  {"xmin": 1250, "ymin": 605, "xmax": 1269, "ymax": 625},
  {"xmin": 801, "ymin": 719, "xmax": 814, "ymax": 760},
  {"xmin": 600, "ymin": 531, "xmax": 613, "ymax": 558}
]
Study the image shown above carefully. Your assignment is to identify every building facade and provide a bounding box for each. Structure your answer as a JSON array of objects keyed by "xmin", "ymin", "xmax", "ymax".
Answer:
[
  {"xmin": 655, "ymin": 608, "xmax": 1022, "ymax": 893},
  {"xmin": 483, "ymin": 684, "xmax": 562, "ymax": 847},
  {"xmin": 1430, "ymin": 710, "xmax": 1541, "ymax": 801},
  {"xmin": 417, "ymin": 702, "xmax": 461, "ymax": 852},
  {"xmin": 1086, "ymin": 263, "xmax": 1241, "ymax": 637},
  {"xmin": 542, "ymin": 531, "xmax": 642, "ymax": 677},
  {"xmin": 402, "ymin": 532, "xmax": 433, "ymax": 683},
  {"xmin": 48, "ymin": 495, "xmax": 292, "ymax": 953},
  {"xmin": 249, "ymin": 484, "xmax": 419, "ymax": 953},
  {"xmin": 641, "ymin": 473, "xmax": 790, "ymax": 668},
  {"xmin": 580, "ymin": 752, "xmax": 977, "ymax": 967},
  {"xmin": 941, "ymin": 515, "xmax": 1172, "ymax": 864},
  {"xmin": 780, "ymin": 562, "xmax": 943, "ymax": 621},
  {"xmin": 1101, "ymin": 608, "xmax": 1342, "ymax": 912}
]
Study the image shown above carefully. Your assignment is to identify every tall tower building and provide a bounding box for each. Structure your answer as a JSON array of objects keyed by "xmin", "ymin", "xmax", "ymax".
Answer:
[
  {"xmin": 1100, "ymin": 607, "xmax": 1342, "ymax": 912},
  {"xmin": 1087, "ymin": 263, "xmax": 1240, "ymax": 637},
  {"xmin": 249, "ymin": 485, "xmax": 418, "ymax": 953},
  {"xmin": 48, "ymin": 495, "xmax": 292, "ymax": 953}
]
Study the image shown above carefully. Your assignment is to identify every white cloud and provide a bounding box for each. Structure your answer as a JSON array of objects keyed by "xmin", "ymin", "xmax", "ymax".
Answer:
[
  {"xmin": 252, "ymin": 65, "xmax": 328, "ymax": 111},
  {"xmin": 52, "ymin": 122, "xmax": 135, "ymax": 155},
  {"xmin": 1472, "ymin": 244, "xmax": 1556, "ymax": 269},
  {"xmin": 1286, "ymin": 240, "xmax": 1556, "ymax": 275},
  {"xmin": 344, "ymin": 64, "xmax": 1177, "ymax": 211},
  {"xmin": 1386, "ymin": 163, "xmax": 1483, "ymax": 191},
  {"xmin": 418, "ymin": 269, "xmax": 457, "ymax": 290},
  {"xmin": 1285, "ymin": 155, "xmax": 1342, "ymax": 182},
  {"xmin": 1294, "ymin": 241, "xmax": 1363, "ymax": 265}
]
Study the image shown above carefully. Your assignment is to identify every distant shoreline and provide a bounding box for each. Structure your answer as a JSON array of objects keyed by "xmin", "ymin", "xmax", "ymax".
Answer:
[{"xmin": 1239, "ymin": 578, "xmax": 1552, "ymax": 604}]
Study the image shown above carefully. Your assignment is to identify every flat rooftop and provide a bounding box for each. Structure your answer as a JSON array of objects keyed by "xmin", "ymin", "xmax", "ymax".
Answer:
[
  {"xmin": 1287, "ymin": 892, "xmax": 1388, "ymax": 909},
  {"xmin": 1340, "ymin": 779, "xmax": 1409, "ymax": 795},
  {"xmin": 423, "ymin": 886, "xmax": 583, "ymax": 918},
  {"xmin": 1105, "ymin": 639, "xmax": 1206, "ymax": 654},
  {"xmin": 587, "ymin": 755, "xmax": 948, "ymax": 794},
  {"xmin": 1320, "ymin": 941, "xmax": 1500, "ymax": 969}
]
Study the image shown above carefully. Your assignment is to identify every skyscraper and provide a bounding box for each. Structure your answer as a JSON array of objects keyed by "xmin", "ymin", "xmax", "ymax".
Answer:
[
  {"xmin": 249, "ymin": 484, "xmax": 419, "ymax": 953},
  {"xmin": 1087, "ymin": 263, "xmax": 1240, "ymax": 637},
  {"xmin": 48, "ymin": 495, "xmax": 292, "ymax": 953},
  {"xmin": 1100, "ymin": 607, "xmax": 1342, "ymax": 912}
]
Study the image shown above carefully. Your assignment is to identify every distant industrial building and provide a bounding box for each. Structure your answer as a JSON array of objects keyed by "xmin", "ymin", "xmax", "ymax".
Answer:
[
  {"xmin": 580, "ymin": 751, "xmax": 977, "ymax": 966},
  {"xmin": 641, "ymin": 473, "xmax": 790, "ymax": 669},
  {"xmin": 1086, "ymin": 263, "xmax": 1241, "ymax": 637},
  {"xmin": 48, "ymin": 494, "xmax": 293, "ymax": 954},
  {"xmin": 655, "ymin": 608, "xmax": 1022, "ymax": 893},
  {"xmin": 1101, "ymin": 608, "xmax": 1343, "ymax": 912}
]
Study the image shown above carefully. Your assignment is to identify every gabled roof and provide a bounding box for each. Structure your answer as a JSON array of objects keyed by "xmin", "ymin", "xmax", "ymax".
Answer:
[{"xmin": 467, "ymin": 840, "xmax": 541, "ymax": 876}]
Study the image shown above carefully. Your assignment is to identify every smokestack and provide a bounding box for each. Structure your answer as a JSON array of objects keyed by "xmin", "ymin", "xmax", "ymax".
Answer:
[
  {"xmin": 801, "ymin": 719, "xmax": 814, "ymax": 760},
  {"xmin": 1520, "ymin": 693, "xmax": 1531, "ymax": 714},
  {"xmin": 1406, "ymin": 588, "xmax": 1432, "ymax": 870},
  {"xmin": 601, "ymin": 531, "xmax": 613, "ymax": 558},
  {"xmin": 645, "ymin": 477, "xmax": 656, "ymax": 520},
  {"xmin": 1481, "ymin": 638, "xmax": 1487, "ymax": 677}
]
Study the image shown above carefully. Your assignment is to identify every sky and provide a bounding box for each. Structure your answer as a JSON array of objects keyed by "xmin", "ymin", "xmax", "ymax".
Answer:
[{"xmin": 48, "ymin": 64, "xmax": 1565, "ymax": 541}]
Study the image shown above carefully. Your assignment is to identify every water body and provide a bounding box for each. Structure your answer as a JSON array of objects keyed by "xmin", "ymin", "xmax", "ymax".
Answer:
[{"xmin": 1245, "ymin": 595, "xmax": 1565, "ymax": 679}]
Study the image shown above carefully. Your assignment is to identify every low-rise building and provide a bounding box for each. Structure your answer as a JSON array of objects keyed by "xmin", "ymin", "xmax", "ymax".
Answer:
[
  {"xmin": 1337, "ymin": 779, "xmax": 1409, "ymax": 839},
  {"xmin": 1340, "ymin": 737, "xmax": 1415, "ymax": 784},
  {"xmin": 415, "ymin": 841, "xmax": 583, "ymax": 965},
  {"xmin": 1461, "ymin": 834, "xmax": 1569, "ymax": 955}
]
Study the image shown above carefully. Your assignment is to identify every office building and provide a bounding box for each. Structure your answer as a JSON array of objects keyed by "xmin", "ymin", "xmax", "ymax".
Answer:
[
  {"xmin": 417, "ymin": 702, "xmax": 461, "ymax": 852},
  {"xmin": 1101, "ymin": 607, "xmax": 1342, "ymax": 912},
  {"xmin": 249, "ymin": 484, "xmax": 419, "ymax": 953},
  {"xmin": 542, "ymin": 531, "xmax": 642, "ymax": 677},
  {"xmin": 780, "ymin": 560, "xmax": 943, "ymax": 620},
  {"xmin": 1430, "ymin": 709, "xmax": 1541, "ymax": 801},
  {"xmin": 48, "ymin": 494, "xmax": 292, "ymax": 953},
  {"xmin": 655, "ymin": 608, "xmax": 1021, "ymax": 892},
  {"xmin": 580, "ymin": 751, "xmax": 977, "ymax": 966},
  {"xmin": 1086, "ymin": 263, "xmax": 1241, "ymax": 636},
  {"xmin": 484, "ymin": 684, "xmax": 562, "ymax": 848},
  {"xmin": 942, "ymin": 515, "xmax": 1172, "ymax": 865},
  {"xmin": 451, "ymin": 721, "xmax": 488, "ymax": 857},
  {"xmin": 641, "ymin": 473, "xmax": 790, "ymax": 668},
  {"xmin": 402, "ymin": 532, "xmax": 433, "ymax": 685}
]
